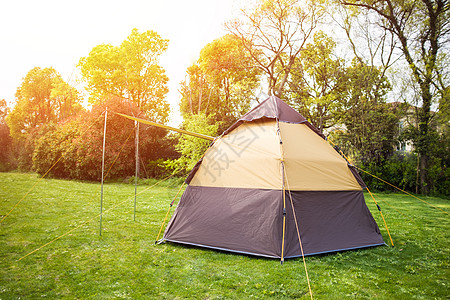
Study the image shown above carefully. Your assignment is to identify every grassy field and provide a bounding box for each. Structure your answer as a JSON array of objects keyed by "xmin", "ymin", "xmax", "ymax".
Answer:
[{"xmin": 0, "ymin": 172, "xmax": 449, "ymax": 299}]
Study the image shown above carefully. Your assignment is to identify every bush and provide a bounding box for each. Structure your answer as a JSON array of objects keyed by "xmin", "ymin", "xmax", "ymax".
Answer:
[
  {"xmin": 165, "ymin": 113, "xmax": 219, "ymax": 175},
  {"xmin": 32, "ymin": 97, "xmax": 175, "ymax": 181},
  {"xmin": 359, "ymin": 152, "xmax": 449, "ymax": 197},
  {"xmin": 32, "ymin": 121, "xmax": 81, "ymax": 178},
  {"xmin": 146, "ymin": 158, "xmax": 173, "ymax": 179}
]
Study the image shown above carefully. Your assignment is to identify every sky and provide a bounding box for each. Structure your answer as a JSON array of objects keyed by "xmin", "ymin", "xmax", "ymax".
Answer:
[{"xmin": 0, "ymin": 0, "xmax": 241, "ymax": 125}]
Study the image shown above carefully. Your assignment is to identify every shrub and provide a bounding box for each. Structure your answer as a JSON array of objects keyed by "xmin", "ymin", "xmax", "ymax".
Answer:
[
  {"xmin": 32, "ymin": 97, "xmax": 174, "ymax": 181},
  {"xmin": 359, "ymin": 152, "xmax": 448, "ymax": 197}
]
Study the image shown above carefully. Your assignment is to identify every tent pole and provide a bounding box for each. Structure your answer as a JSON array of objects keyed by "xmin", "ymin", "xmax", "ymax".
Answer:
[
  {"xmin": 100, "ymin": 108, "xmax": 108, "ymax": 236},
  {"xmin": 278, "ymin": 119, "xmax": 313, "ymax": 298},
  {"xmin": 114, "ymin": 112, "xmax": 214, "ymax": 141},
  {"xmin": 276, "ymin": 119, "xmax": 287, "ymax": 265},
  {"xmin": 134, "ymin": 121, "xmax": 139, "ymax": 221},
  {"xmin": 366, "ymin": 187, "xmax": 394, "ymax": 247}
]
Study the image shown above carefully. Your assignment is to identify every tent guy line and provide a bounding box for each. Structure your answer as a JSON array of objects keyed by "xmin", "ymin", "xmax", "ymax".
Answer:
[
  {"xmin": 0, "ymin": 112, "xmax": 106, "ymax": 225},
  {"xmin": 356, "ymin": 166, "xmax": 449, "ymax": 216},
  {"xmin": 18, "ymin": 170, "xmax": 181, "ymax": 261},
  {"xmin": 366, "ymin": 187, "xmax": 394, "ymax": 246},
  {"xmin": 283, "ymin": 161, "xmax": 313, "ymax": 299},
  {"xmin": 155, "ymin": 182, "xmax": 186, "ymax": 243}
]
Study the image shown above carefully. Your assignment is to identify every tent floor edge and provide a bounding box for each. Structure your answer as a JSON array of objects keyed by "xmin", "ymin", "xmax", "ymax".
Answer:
[
  {"xmin": 163, "ymin": 240, "xmax": 386, "ymax": 260},
  {"xmin": 283, "ymin": 242, "xmax": 386, "ymax": 258},
  {"xmin": 155, "ymin": 239, "xmax": 166, "ymax": 245},
  {"xmin": 164, "ymin": 239, "xmax": 281, "ymax": 259}
]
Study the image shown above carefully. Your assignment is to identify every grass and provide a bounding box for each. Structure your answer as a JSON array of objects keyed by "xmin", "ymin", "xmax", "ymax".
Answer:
[{"xmin": 0, "ymin": 172, "xmax": 449, "ymax": 299}]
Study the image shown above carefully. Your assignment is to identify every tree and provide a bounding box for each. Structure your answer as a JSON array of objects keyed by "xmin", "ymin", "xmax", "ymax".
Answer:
[
  {"xmin": 5, "ymin": 67, "xmax": 82, "ymax": 170},
  {"xmin": 332, "ymin": 60, "xmax": 400, "ymax": 163},
  {"xmin": 50, "ymin": 78, "xmax": 83, "ymax": 121},
  {"xmin": 79, "ymin": 28, "xmax": 170, "ymax": 122},
  {"xmin": 0, "ymin": 99, "xmax": 7, "ymax": 121},
  {"xmin": 165, "ymin": 113, "xmax": 220, "ymax": 175},
  {"xmin": 226, "ymin": 0, "xmax": 325, "ymax": 97},
  {"xmin": 6, "ymin": 67, "xmax": 82, "ymax": 141},
  {"xmin": 179, "ymin": 34, "xmax": 260, "ymax": 132},
  {"xmin": 340, "ymin": 0, "xmax": 450, "ymax": 193},
  {"xmin": 0, "ymin": 99, "xmax": 14, "ymax": 171},
  {"xmin": 286, "ymin": 31, "xmax": 348, "ymax": 133}
]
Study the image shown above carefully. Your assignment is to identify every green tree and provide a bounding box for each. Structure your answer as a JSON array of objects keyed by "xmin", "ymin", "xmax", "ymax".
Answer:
[
  {"xmin": 335, "ymin": 60, "xmax": 400, "ymax": 163},
  {"xmin": 50, "ymin": 78, "xmax": 83, "ymax": 121},
  {"xmin": 287, "ymin": 32, "xmax": 347, "ymax": 133},
  {"xmin": 0, "ymin": 99, "xmax": 14, "ymax": 171},
  {"xmin": 6, "ymin": 67, "xmax": 82, "ymax": 141},
  {"xmin": 340, "ymin": 0, "xmax": 449, "ymax": 194},
  {"xmin": 79, "ymin": 28, "xmax": 170, "ymax": 122},
  {"xmin": 179, "ymin": 34, "xmax": 260, "ymax": 133},
  {"xmin": 165, "ymin": 113, "xmax": 220, "ymax": 174},
  {"xmin": 226, "ymin": 0, "xmax": 325, "ymax": 97}
]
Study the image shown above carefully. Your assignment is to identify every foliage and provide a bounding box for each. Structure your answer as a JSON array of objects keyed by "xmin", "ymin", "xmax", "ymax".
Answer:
[
  {"xmin": 32, "ymin": 98, "xmax": 173, "ymax": 181},
  {"xmin": 330, "ymin": 60, "xmax": 401, "ymax": 164},
  {"xmin": 165, "ymin": 113, "xmax": 220, "ymax": 175},
  {"xmin": 359, "ymin": 152, "xmax": 418, "ymax": 192},
  {"xmin": 287, "ymin": 31, "xmax": 348, "ymax": 133},
  {"xmin": 6, "ymin": 67, "xmax": 82, "ymax": 141},
  {"xmin": 0, "ymin": 123, "xmax": 13, "ymax": 171},
  {"xmin": 339, "ymin": 0, "xmax": 449, "ymax": 194},
  {"xmin": 0, "ymin": 99, "xmax": 15, "ymax": 171},
  {"xmin": 78, "ymin": 28, "xmax": 170, "ymax": 123},
  {"xmin": 399, "ymin": 111, "xmax": 450, "ymax": 195},
  {"xmin": 4, "ymin": 67, "xmax": 83, "ymax": 170},
  {"xmin": 179, "ymin": 34, "xmax": 260, "ymax": 133},
  {"xmin": 50, "ymin": 78, "xmax": 84, "ymax": 121},
  {"xmin": 0, "ymin": 172, "xmax": 449, "ymax": 299},
  {"xmin": 32, "ymin": 120, "xmax": 82, "ymax": 179},
  {"xmin": 144, "ymin": 137, "xmax": 179, "ymax": 179},
  {"xmin": 360, "ymin": 151, "xmax": 449, "ymax": 197},
  {"xmin": 146, "ymin": 158, "xmax": 173, "ymax": 179}
]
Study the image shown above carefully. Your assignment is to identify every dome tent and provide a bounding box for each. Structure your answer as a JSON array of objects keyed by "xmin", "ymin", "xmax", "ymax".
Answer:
[{"xmin": 162, "ymin": 96, "xmax": 385, "ymax": 260}]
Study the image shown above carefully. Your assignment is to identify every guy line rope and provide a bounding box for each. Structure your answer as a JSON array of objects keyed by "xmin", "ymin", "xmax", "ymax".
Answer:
[
  {"xmin": 18, "ymin": 171, "xmax": 181, "ymax": 261},
  {"xmin": 1, "ymin": 111, "xmax": 106, "ymax": 224}
]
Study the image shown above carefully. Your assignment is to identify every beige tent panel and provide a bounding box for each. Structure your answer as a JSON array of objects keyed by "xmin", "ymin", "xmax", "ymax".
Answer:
[
  {"xmin": 190, "ymin": 120, "xmax": 362, "ymax": 191},
  {"xmin": 280, "ymin": 122, "xmax": 362, "ymax": 191},
  {"xmin": 189, "ymin": 120, "xmax": 282, "ymax": 189}
]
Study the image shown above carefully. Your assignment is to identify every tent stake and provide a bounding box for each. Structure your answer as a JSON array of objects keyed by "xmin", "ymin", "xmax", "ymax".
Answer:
[
  {"xmin": 100, "ymin": 108, "xmax": 108, "ymax": 236},
  {"xmin": 134, "ymin": 121, "xmax": 139, "ymax": 221}
]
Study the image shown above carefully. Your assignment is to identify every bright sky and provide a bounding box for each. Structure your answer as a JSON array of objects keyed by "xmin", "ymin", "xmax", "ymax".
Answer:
[{"xmin": 0, "ymin": 0, "xmax": 240, "ymax": 125}]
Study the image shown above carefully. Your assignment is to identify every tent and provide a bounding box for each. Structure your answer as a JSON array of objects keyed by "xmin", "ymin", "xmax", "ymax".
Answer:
[{"xmin": 162, "ymin": 96, "xmax": 385, "ymax": 259}]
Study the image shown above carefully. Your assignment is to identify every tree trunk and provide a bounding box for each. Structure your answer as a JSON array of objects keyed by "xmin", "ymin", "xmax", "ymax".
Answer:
[
  {"xmin": 419, "ymin": 153, "xmax": 430, "ymax": 194},
  {"xmin": 417, "ymin": 83, "xmax": 433, "ymax": 194},
  {"xmin": 415, "ymin": 154, "xmax": 420, "ymax": 195}
]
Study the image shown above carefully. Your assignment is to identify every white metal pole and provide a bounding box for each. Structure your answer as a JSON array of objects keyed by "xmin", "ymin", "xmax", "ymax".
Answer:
[
  {"xmin": 100, "ymin": 108, "xmax": 108, "ymax": 236},
  {"xmin": 134, "ymin": 121, "xmax": 139, "ymax": 221}
]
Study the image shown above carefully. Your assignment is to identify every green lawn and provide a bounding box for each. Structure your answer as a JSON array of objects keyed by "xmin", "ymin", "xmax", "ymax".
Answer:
[{"xmin": 0, "ymin": 172, "xmax": 449, "ymax": 299}]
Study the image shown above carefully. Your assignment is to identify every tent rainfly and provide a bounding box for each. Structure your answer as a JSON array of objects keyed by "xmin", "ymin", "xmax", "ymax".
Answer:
[{"xmin": 162, "ymin": 96, "xmax": 385, "ymax": 259}]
